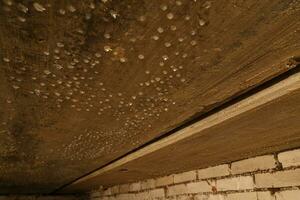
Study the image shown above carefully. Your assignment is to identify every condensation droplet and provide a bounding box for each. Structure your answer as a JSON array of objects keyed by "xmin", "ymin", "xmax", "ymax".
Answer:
[
  {"xmin": 3, "ymin": 0, "xmax": 13, "ymax": 6},
  {"xmin": 166, "ymin": 13, "xmax": 174, "ymax": 20},
  {"xmin": 3, "ymin": 57, "xmax": 10, "ymax": 62},
  {"xmin": 176, "ymin": 1, "xmax": 182, "ymax": 6},
  {"xmin": 17, "ymin": 3, "xmax": 28, "ymax": 13},
  {"xmin": 104, "ymin": 33, "xmax": 111, "ymax": 39},
  {"xmin": 160, "ymin": 4, "xmax": 168, "ymax": 11},
  {"xmin": 119, "ymin": 57, "xmax": 127, "ymax": 63},
  {"xmin": 152, "ymin": 35, "xmax": 159, "ymax": 40},
  {"xmin": 203, "ymin": 1, "xmax": 212, "ymax": 9},
  {"xmin": 157, "ymin": 27, "xmax": 164, "ymax": 33},
  {"xmin": 67, "ymin": 5, "xmax": 76, "ymax": 12},
  {"xmin": 44, "ymin": 70, "xmax": 51, "ymax": 75},
  {"xmin": 190, "ymin": 40, "xmax": 197, "ymax": 46},
  {"xmin": 110, "ymin": 10, "xmax": 118, "ymax": 19},
  {"xmin": 170, "ymin": 25, "xmax": 177, "ymax": 31},
  {"xmin": 104, "ymin": 45, "xmax": 112, "ymax": 52},
  {"xmin": 162, "ymin": 55, "xmax": 168, "ymax": 60},
  {"xmin": 33, "ymin": 2, "xmax": 46, "ymax": 12},
  {"xmin": 59, "ymin": 9, "xmax": 66, "ymax": 15},
  {"xmin": 138, "ymin": 15, "xmax": 146, "ymax": 22},
  {"xmin": 199, "ymin": 19, "xmax": 206, "ymax": 26},
  {"xmin": 164, "ymin": 42, "xmax": 171, "ymax": 47},
  {"xmin": 138, "ymin": 54, "xmax": 145, "ymax": 60}
]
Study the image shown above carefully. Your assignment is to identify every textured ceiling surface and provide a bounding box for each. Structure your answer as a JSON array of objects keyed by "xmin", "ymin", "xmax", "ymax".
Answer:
[{"xmin": 0, "ymin": 0, "xmax": 300, "ymax": 194}]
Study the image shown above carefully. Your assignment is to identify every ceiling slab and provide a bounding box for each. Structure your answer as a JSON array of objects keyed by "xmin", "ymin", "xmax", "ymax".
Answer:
[
  {"xmin": 63, "ymin": 68, "xmax": 300, "ymax": 193},
  {"xmin": 0, "ymin": 0, "xmax": 300, "ymax": 194}
]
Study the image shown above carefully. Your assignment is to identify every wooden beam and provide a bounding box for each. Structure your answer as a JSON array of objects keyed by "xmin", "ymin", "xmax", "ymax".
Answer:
[{"xmin": 62, "ymin": 65, "xmax": 300, "ymax": 191}]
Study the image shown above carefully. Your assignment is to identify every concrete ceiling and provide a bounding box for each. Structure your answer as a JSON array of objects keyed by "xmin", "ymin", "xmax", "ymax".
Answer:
[{"xmin": 0, "ymin": 0, "xmax": 299, "ymax": 194}]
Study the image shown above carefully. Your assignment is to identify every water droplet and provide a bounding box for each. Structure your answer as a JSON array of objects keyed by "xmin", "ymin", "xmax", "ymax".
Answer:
[
  {"xmin": 110, "ymin": 10, "xmax": 118, "ymax": 19},
  {"xmin": 166, "ymin": 13, "xmax": 174, "ymax": 20},
  {"xmin": 104, "ymin": 33, "xmax": 111, "ymax": 39},
  {"xmin": 44, "ymin": 70, "xmax": 51, "ymax": 75},
  {"xmin": 152, "ymin": 35, "xmax": 159, "ymax": 40},
  {"xmin": 199, "ymin": 19, "xmax": 206, "ymax": 26},
  {"xmin": 190, "ymin": 40, "xmax": 197, "ymax": 46},
  {"xmin": 104, "ymin": 45, "xmax": 112, "ymax": 52},
  {"xmin": 59, "ymin": 9, "xmax": 66, "ymax": 15},
  {"xmin": 12, "ymin": 85, "xmax": 20, "ymax": 90},
  {"xmin": 162, "ymin": 55, "xmax": 168, "ymax": 60},
  {"xmin": 138, "ymin": 54, "xmax": 145, "ymax": 60},
  {"xmin": 3, "ymin": 0, "xmax": 12, "ymax": 6},
  {"xmin": 170, "ymin": 25, "xmax": 177, "ymax": 31},
  {"xmin": 57, "ymin": 42, "xmax": 64, "ymax": 48},
  {"xmin": 203, "ymin": 1, "xmax": 212, "ymax": 9},
  {"xmin": 17, "ymin": 3, "xmax": 28, "ymax": 13},
  {"xmin": 33, "ymin": 2, "xmax": 46, "ymax": 12},
  {"xmin": 119, "ymin": 57, "xmax": 127, "ymax": 63},
  {"xmin": 164, "ymin": 42, "xmax": 171, "ymax": 47},
  {"xmin": 3, "ymin": 57, "xmax": 10, "ymax": 62},
  {"xmin": 185, "ymin": 15, "xmax": 190, "ymax": 21},
  {"xmin": 67, "ymin": 5, "xmax": 76, "ymax": 12},
  {"xmin": 138, "ymin": 15, "xmax": 146, "ymax": 22},
  {"xmin": 160, "ymin": 4, "xmax": 168, "ymax": 11},
  {"xmin": 157, "ymin": 27, "xmax": 164, "ymax": 33},
  {"xmin": 176, "ymin": 1, "xmax": 182, "ymax": 6},
  {"xmin": 178, "ymin": 37, "xmax": 184, "ymax": 42}
]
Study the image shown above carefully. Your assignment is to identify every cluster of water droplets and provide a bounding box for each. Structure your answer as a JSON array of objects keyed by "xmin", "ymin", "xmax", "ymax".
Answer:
[{"xmin": 0, "ymin": 0, "xmax": 214, "ymax": 178}]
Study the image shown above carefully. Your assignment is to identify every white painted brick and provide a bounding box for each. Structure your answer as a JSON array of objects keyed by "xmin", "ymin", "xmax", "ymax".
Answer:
[
  {"xmin": 198, "ymin": 165, "xmax": 230, "ymax": 179},
  {"xmin": 255, "ymin": 169, "xmax": 300, "ymax": 188},
  {"xmin": 175, "ymin": 195, "xmax": 191, "ymax": 200},
  {"xmin": 148, "ymin": 188, "xmax": 165, "ymax": 198},
  {"xmin": 226, "ymin": 192, "xmax": 256, "ymax": 200},
  {"xmin": 115, "ymin": 193, "xmax": 136, "ymax": 200},
  {"xmin": 156, "ymin": 175, "xmax": 174, "ymax": 187},
  {"xmin": 167, "ymin": 184, "xmax": 188, "ymax": 196},
  {"xmin": 216, "ymin": 176, "xmax": 254, "ymax": 191},
  {"xmin": 141, "ymin": 179, "xmax": 155, "ymax": 190},
  {"xmin": 129, "ymin": 182, "xmax": 141, "ymax": 192},
  {"xmin": 103, "ymin": 188, "xmax": 112, "ymax": 196},
  {"xmin": 90, "ymin": 191, "xmax": 102, "ymax": 198},
  {"xmin": 275, "ymin": 190, "xmax": 300, "ymax": 200},
  {"xmin": 104, "ymin": 197, "xmax": 116, "ymax": 200},
  {"xmin": 207, "ymin": 194, "xmax": 227, "ymax": 200},
  {"xmin": 257, "ymin": 191, "xmax": 275, "ymax": 200},
  {"xmin": 135, "ymin": 191, "xmax": 149, "ymax": 200},
  {"xmin": 278, "ymin": 149, "xmax": 300, "ymax": 168},
  {"xmin": 110, "ymin": 186, "xmax": 119, "ymax": 195},
  {"xmin": 231, "ymin": 155, "xmax": 276, "ymax": 174},
  {"xmin": 186, "ymin": 181, "xmax": 213, "ymax": 193},
  {"xmin": 194, "ymin": 194, "xmax": 209, "ymax": 200},
  {"xmin": 119, "ymin": 184, "xmax": 130, "ymax": 193},
  {"xmin": 174, "ymin": 171, "xmax": 197, "ymax": 184}
]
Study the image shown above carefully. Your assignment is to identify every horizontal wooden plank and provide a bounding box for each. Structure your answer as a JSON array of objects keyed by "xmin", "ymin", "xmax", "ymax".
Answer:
[{"xmin": 61, "ymin": 66, "xmax": 300, "ymax": 192}]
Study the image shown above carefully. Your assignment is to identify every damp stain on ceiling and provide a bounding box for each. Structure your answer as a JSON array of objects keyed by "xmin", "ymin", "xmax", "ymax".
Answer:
[{"xmin": 0, "ymin": 0, "xmax": 300, "ymax": 194}]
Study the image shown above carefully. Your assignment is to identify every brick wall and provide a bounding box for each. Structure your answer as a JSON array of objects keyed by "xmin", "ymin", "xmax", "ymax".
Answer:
[{"xmin": 89, "ymin": 148, "xmax": 300, "ymax": 200}]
